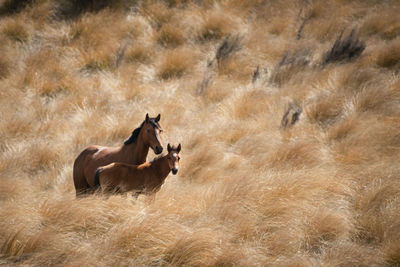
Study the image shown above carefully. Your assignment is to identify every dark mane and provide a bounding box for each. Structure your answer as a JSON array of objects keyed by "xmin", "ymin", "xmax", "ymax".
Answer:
[
  {"xmin": 124, "ymin": 122, "xmax": 144, "ymax": 145},
  {"xmin": 123, "ymin": 118, "xmax": 162, "ymax": 145}
]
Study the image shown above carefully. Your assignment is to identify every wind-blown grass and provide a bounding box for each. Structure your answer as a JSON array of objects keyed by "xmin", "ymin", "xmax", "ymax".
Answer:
[{"xmin": 1, "ymin": 0, "xmax": 400, "ymax": 266}]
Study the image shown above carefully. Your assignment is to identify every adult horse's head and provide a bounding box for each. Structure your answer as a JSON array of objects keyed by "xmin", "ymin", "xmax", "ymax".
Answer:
[
  {"xmin": 167, "ymin": 143, "xmax": 181, "ymax": 175},
  {"xmin": 142, "ymin": 113, "xmax": 163, "ymax": 154},
  {"xmin": 124, "ymin": 113, "xmax": 164, "ymax": 154}
]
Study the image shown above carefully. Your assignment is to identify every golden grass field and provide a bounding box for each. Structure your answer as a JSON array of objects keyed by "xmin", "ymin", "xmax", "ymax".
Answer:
[{"xmin": 1, "ymin": 0, "xmax": 400, "ymax": 265}]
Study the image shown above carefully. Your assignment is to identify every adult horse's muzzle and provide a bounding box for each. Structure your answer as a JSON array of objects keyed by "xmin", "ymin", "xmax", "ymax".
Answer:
[
  {"xmin": 153, "ymin": 145, "xmax": 163, "ymax": 154},
  {"xmin": 172, "ymin": 168, "xmax": 178, "ymax": 175}
]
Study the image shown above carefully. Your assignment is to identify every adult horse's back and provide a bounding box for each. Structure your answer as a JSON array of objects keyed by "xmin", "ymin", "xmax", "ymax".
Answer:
[{"xmin": 73, "ymin": 113, "xmax": 163, "ymax": 197}]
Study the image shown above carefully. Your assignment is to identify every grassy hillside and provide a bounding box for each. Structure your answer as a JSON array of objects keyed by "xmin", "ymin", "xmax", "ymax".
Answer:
[{"xmin": 1, "ymin": 0, "xmax": 400, "ymax": 265}]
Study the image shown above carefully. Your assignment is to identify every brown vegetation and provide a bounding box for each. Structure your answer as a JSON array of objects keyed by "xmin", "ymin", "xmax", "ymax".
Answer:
[{"xmin": 1, "ymin": 0, "xmax": 400, "ymax": 266}]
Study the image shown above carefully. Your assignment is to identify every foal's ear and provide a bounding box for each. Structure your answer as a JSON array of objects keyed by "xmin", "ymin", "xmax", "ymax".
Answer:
[
  {"xmin": 155, "ymin": 114, "xmax": 161, "ymax": 122},
  {"xmin": 145, "ymin": 113, "xmax": 149, "ymax": 123},
  {"xmin": 167, "ymin": 143, "xmax": 171, "ymax": 153},
  {"xmin": 177, "ymin": 143, "xmax": 181, "ymax": 153}
]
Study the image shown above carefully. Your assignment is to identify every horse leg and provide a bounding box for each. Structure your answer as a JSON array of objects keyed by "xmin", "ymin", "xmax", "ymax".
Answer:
[{"xmin": 74, "ymin": 176, "xmax": 91, "ymax": 197}]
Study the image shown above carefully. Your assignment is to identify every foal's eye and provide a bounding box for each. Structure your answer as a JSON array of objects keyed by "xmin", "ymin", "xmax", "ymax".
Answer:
[
  {"xmin": 168, "ymin": 156, "xmax": 171, "ymax": 159},
  {"xmin": 147, "ymin": 129, "xmax": 151, "ymax": 133},
  {"xmin": 178, "ymin": 157, "xmax": 180, "ymax": 161}
]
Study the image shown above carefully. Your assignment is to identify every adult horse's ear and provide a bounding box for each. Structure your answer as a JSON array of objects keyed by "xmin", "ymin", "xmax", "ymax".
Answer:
[
  {"xmin": 155, "ymin": 114, "xmax": 161, "ymax": 122},
  {"xmin": 177, "ymin": 144, "xmax": 181, "ymax": 153},
  {"xmin": 145, "ymin": 113, "xmax": 149, "ymax": 123},
  {"xmin": 167, "ymin": 143, "xmax": 171, "ymax": 153}
]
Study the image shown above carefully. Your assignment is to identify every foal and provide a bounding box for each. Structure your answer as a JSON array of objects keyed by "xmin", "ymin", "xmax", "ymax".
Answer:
[{"xmin": 94, "ymin": 144, "xmax": 181, "ymax": 196}]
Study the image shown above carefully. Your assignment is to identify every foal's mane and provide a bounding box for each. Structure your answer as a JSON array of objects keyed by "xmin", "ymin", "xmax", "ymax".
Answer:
[
  {"xmin": 123, "ymin": 119, "xmax": 162, "ymax": 145},
  {"xmin": 150, "ymin": 154, "xmax": 165, "ymax": 163}
]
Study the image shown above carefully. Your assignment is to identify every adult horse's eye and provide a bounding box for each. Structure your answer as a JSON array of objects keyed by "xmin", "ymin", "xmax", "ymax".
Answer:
[{"xmin": 147, "ymin": 129, "xmax": 151, "ymax": 133}]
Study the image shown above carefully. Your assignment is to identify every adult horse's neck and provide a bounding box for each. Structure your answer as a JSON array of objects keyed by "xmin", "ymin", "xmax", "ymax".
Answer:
[{"xmin": 120, "ymin": 128, "xmax": 149, "ymax": 165}]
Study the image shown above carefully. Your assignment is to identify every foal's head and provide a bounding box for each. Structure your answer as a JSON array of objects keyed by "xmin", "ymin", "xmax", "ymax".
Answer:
[
  {"xmin": 142, "ymin": 113, "xmax": 163, "ymax": 154},
  {"xmin": 167, "ymin": 143, "xmax": 181, "ymax": 175}
]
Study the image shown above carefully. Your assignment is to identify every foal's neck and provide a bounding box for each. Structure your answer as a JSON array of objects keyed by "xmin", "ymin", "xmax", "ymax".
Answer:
[
  {"xmin": 151, "ymin": 155, "xmax": 171, "ymax": 180},
  {"xmin": 121, "ymin": 130, "xmax": 149, "ymax": 164}
]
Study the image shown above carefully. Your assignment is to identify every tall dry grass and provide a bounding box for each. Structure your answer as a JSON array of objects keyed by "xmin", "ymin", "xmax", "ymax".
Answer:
[{"xmin": 1, "ymin": 0, "xmax": 400, "ymax": 266}]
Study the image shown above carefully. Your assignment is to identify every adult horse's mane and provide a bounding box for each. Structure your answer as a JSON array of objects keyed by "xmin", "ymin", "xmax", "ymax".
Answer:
[
  {"xmin": 124, "ymin": 122, "xmax": 144, "ymax": 145},
  {"xmin": 124, "ymin": 119, "xmax": 162, "ymax": 145}
]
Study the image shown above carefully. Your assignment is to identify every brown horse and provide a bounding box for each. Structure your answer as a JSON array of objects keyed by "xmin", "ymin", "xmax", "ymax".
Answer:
[
  {"xmin": 73, "ymin": 113, "xmax": 163, "ymax": 197},
  {"xmin": 94, "ymin": 143, "xmax": 181, "ymax": 196}
]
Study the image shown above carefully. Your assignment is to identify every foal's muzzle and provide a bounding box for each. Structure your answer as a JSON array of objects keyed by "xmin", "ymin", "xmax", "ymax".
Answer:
[
  {"xmin": 172, "ymin": 168, "xmax": 178, "ymax": 175},
  {"xmin": 154, "ymin": 146, "xmax": 163, "ymax": 154}
]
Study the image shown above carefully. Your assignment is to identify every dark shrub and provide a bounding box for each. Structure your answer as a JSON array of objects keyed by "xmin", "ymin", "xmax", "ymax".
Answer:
[{"xmin": 322, "ymin": 29, "xmax": 366, "ymax": 65}]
